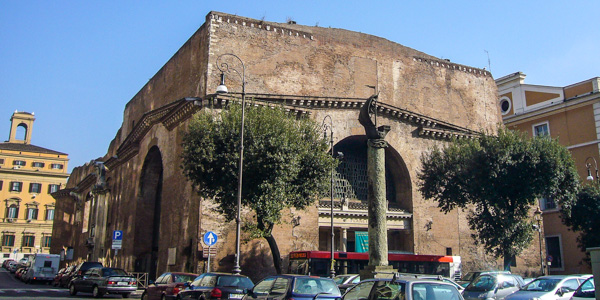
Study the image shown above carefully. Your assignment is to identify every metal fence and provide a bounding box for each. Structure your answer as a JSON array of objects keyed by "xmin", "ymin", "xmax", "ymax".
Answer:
[{"xmin": 130, "ymin": 272, "xmax": 149, "ymax": 289}]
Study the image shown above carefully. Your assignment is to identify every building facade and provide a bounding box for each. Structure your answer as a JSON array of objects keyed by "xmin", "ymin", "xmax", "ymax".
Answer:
[
  {"xmin": 52, "ymin": 11, "xmax": 542, "ymax": 281},
  {"xmin": 497, "ymin": 72, "xmax": 600, "ymax": 274},
  {"xmin": 0, "ymin": 111, "xmax": 69, "ymax": 263}
]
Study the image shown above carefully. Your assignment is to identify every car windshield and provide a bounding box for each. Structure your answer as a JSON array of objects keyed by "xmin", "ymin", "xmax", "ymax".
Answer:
[
  {"xmin": 333, "ymin": 275, "xmax": 353, "ymax": 285},
  {"xmin": 522, "ymin": 278, "xmax": 560, "ymax": 292},
  {"xmin": 217, "ymin": 275, "xmax": 254, "ymax": 289},
  {"xmin": 174, "ymin": 274, "xmax": 196, "ymax": 283},
  {"xmin": 103, "ymin": 268, "xmax": 128, "ymax": 276},
  {"xmin": 465, "ymin": 275, "xmax": 496, "ymax": 292},
  {"xmin": 293, "ymin": 278, "xmax": 340, "ymax": 296}
]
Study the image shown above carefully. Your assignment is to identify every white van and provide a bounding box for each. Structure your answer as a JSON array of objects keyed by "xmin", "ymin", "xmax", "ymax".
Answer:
[{"xmin": 23, "ymin": 254, "xmax": 61, "ymax": 283}]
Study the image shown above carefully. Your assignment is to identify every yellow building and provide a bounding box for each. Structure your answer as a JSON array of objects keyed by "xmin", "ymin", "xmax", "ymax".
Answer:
[
  {"xmin": 497, "ymin": 72, "xmax": 600, "ymax": 274},
  {"xmin": 0, "ymin": 111, "xmax": 69, "ymax": 263}
]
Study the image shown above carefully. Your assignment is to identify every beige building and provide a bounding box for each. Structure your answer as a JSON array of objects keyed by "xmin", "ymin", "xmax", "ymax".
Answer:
[
  {"xmin": 0, "ymin": 111, "xmax": 69, "ymax": 263},
  {"xmin": 497, "ymin": 72, "xmax": 600, "ymax": 274}
]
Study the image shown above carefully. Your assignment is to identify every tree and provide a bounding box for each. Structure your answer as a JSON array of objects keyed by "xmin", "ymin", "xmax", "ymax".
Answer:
[
  {"xmin": 181, "ymin": 103, "xmax": 336, "ymax": 274},
  {"xmin": 561, "ymin": 183, "xmax": 600, "ymax": 263},
  {"xmin": 418, "ymin": 127, "xmax": 579, "ymax": 270}
]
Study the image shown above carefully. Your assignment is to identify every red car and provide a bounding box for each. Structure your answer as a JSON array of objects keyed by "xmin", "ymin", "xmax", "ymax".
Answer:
[{"xmin": 142, "ymin": 272, "xmax": 198, "ymax": 300}]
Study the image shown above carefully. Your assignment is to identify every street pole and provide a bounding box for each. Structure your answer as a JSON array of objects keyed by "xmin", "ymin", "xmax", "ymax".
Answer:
[
  {"xmin": 322, "ymin": 115, "xmax": 336, "ymax": 278},
  {"xmin": 216, "ymin": 53, "xmax": 245, "ymax": 275}
]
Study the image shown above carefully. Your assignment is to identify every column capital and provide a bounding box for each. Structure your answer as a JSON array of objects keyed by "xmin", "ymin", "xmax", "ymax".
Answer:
[{"xmin": 368, "ymin": 139, "xmax": 388, "ymax": 148}]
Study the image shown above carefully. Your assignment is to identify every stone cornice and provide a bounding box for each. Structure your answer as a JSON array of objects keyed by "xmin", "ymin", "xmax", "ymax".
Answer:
[
  {"xmin": 318, "ymin": 200, "xmax": 412, "ymax": 219},
  {"xmin": 413, "ymin": 56, "xmax": 492, "ymax": 78}
]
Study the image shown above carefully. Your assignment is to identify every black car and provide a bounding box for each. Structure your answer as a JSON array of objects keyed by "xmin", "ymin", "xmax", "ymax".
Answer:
[
  {"xmin": 243, "ymin": 274, "xmax": 340, "ymax": 300},
  {"xmin": 67, "ymin": 261, "xmax": 103, "ymax": 285},
  {"xmin": 178, "ymin": 272, "xmax": 254, "ymax": 300},
  {"xmin": 69, "ymin": 267, "xmax": 137, "ymax": 298},
  {"xmin": 342, "ymin": 275, "xmax": 464, "ymax": 300}
]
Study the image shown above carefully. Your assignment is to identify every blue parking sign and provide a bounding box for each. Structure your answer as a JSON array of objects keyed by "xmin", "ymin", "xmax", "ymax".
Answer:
[{"xmin": 113, "ymin": 230, "xmax": 123, "ymax": 240}]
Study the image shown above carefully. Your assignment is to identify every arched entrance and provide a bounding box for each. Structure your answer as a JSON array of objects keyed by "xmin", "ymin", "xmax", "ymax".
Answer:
[
  {"xmin": 320, "ymin": 135, "xmax": 413, "ymax": 253},
  {"xmin": 133, "ymin": 146, "xmax": 163, "ymax": 280}
]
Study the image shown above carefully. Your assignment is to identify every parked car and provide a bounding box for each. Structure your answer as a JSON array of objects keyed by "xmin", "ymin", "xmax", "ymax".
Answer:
[
  {"xmin": 416, "ymin": 275, "xmax": 465, "ymax": 292},
  {"xmin": 342, "ymin": 275, "xmax": 464, "ymax": 300},
  {"xmin": 244, "ymin": 274, "xmax": 340, "ymax": 300},
  {"xmin": 504, "ymin": 275, "xmax": 589, "ymax": 300},
  {"xmin": 2, "ymin": 259, "xmax": 15, "ymax": 269},
  {"xmin": 58, "ymin": 265, "xmax": 77, "ymax": 287},
  {"xmin": 177, "ymin": 272, "xmax": 254, "ymax": 300},
  {"xmin": 15, "ymin": 267, "xmax": 28, "ymax": 281},
  {"xmin": 53, "ymin": 267, "xmax": 68, "ymax": 287},
  {"xmin": 462, "ymin": 273, "xmax": 525, "ymax": 300},
  {"xmin": 69, "ymin": 267, "xmax": 137, "ymax": 298},
  {"xmin": 23, "ymin": 253, "xmax": 61, "ymax": 283},
  {"xmin": 140, "ymin": 271, "xmax": 198, "ymax": 300},
  {"xmin": 68, "ymin": 261, "xmax": 103, "ymax": 284},
  {"xmin": 571, "ymin": 276, "xmax": 595, "ymax": 300},
  {"xmin": 7, "ymin": 260, "xmax": 18, "ymax": 273},
  {"xmin": 459, "ymin": 271, "xmax": 512, "ymax": 288},
  {"xmin": 333, "ymin": 274, "xmax": 360, "ymax": 294}
]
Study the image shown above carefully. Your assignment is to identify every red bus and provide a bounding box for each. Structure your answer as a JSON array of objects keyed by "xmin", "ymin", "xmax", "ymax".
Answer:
[{"xmin": 288, "ymin": 251, "xmax": 461, "ymax": 280}]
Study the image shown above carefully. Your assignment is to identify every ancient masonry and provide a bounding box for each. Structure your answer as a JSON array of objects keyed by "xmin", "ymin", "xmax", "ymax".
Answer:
[{"xmin": 50, "ymin": 11, "xmax": 541, "ymax": 282}]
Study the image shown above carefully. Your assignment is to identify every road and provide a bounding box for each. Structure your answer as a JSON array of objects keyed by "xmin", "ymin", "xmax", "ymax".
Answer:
[{"xmin": 0, "ymin": 268, "xmax": 142, "ymax": 300}]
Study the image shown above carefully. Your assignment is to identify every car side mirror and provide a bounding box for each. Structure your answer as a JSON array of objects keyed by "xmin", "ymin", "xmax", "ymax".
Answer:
[
  {"xmin": 556, "ymin": 287, "xmax": 565, "ymax": 296},
  {"xmin": 184, "ymin": 282, "xmax": 190, "ymax": 288},
  {"xmin": 247, "ymin": 290, "xmax": 255, "ymax": 297},
  {"xmin": 148, "ymin": 280, "xmax": 155, "ymax": 285}
]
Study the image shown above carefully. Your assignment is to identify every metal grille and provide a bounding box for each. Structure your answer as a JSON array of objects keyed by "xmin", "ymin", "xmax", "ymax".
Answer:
[{"xmin": 334, "ymin": 153, "xmax": 367, "ymax": 201}]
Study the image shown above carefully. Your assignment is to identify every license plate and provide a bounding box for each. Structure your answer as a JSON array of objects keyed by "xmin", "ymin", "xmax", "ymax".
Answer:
[
  {"xmin": 117, "ymin": 281, "xmax": 128, "ymax": 285},
  {"xmin": 230, "ymin": 294, "xmax": 244, "ymax": 299}
]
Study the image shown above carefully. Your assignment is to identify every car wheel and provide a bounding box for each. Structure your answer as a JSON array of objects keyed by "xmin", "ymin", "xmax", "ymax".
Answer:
[
  {"xmin": 122, "ymin": 292, "xmax": 131, "ymax": 298},
  {"xmin": 69, "ymin": 283, "xmax": 77, "ymax": 296},
  {"xmin": 93, "ymin": 285, "xmax": 104, "ymax": 298}
]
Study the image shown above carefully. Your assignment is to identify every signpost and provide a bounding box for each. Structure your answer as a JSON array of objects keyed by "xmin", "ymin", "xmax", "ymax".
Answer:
[
  {"xmin": 112, "ymin": 230, "xmax": 123, "ymax": 255},
  {"xmin": 203, "ymin": 231, "xmax": 217, "ymax": 272}
]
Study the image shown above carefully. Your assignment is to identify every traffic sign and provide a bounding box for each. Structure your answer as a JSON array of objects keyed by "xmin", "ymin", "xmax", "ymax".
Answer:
[
  {"xmin": 203, "ymin": 231, "xmax": 217, "ymax": 246},
  {"xmin": 113, "ymin": 230, "xmax": 123, "ymax": 240}
]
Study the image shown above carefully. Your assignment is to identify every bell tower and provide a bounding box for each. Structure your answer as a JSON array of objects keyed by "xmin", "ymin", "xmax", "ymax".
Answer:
[{"xmin": 8, "ymin": 111, "xmax": 35, "ymax": 144}]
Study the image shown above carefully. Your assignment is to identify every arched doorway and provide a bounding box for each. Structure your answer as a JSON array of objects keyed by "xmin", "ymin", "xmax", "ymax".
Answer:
[
  {"xmin": 133, "ymin": 146, "xmax": 163, "ymax": 280},
  {"xmin": 320, "ymin": 135, "xmax": 413, "ymax": 253}
]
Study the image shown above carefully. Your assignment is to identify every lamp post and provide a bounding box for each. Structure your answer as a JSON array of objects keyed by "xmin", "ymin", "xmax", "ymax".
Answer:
[
  {"xmin": 216, "ymin": 53, "xmax": 245, "ymax": 275},
  {"xmin": 533, "ymin": 207, "xmax": 544, "ymax": 275},
  {"xmin": 585, "ymin": 157, "xmax": 599, "ymax": 183},
  {"xmin": 322, "ymin": 115, "xmax": 337, "ymax": 278}
]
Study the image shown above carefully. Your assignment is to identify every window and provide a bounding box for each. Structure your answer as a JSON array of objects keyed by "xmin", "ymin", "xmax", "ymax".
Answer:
[
  {"xmin": 13, "ymin": 160, "xmax": 26, "ymax": 166},
  {"xmin": 546, "ymin": 236, "xmax": 563, "ymax": 269},
  {"xmin": 22, "ymin": 235, "xmax": 35, "ymax": 247},
  {"xmin": 29, "ymin": 183, "xmax": 42, "ymax": 193},
  {"xmin": 540, "ymin": 197, "xmax": 557, "ymax": 210},
  {"xmin": 6, "ymin": 204, "xmax": 18, "ymax": 219},
  {"xmin": 499, "ymin": 97, "xmax": 512, "ymax": 115},
  {"xmin": 0, "ymin": 180, "xmax": 3, "ymax": 191},
  {"xmin": 50, "ymin": 163, "xmax": 64, "ymax": 170},
  {"xmin": 42, "ymin": 236, "xmax": 51, "ymax": 248},
  {"xmin": 26, "ymin": 208, "xmax": 38, "ymax": 220},
  {"xmin": 9, "ymin": 181, "xmax": 22, "ymax": 192},
  {"xmin": 45, "ymin": 209, "xmax": 54, "ymax": 221},
  {"xmin": 533, "ymin": 122, "xmax": 550, "ymax": 137},
  {"xmin": 32, "ymin": 162, "xmax": 45, "ymax": 168},
  {"xmin": 0, "ymin": 158, "xmax": 4, "ymax": 165},
  {"xmin": 48, "ymin": 184, "xmax": 60, "ymax": 193},
  {"xmin": 2, "ymin": 235, "xmax": 15, "ymax": 246}
]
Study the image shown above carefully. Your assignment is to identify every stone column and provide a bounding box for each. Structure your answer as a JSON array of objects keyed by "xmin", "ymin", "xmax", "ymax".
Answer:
[{"xmin": 367, "ymin": 139, "xmax": 389, "ymax": 267}]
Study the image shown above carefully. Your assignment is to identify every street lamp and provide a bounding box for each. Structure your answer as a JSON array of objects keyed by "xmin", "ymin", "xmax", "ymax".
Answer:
[
  {"xmin": 322, "ymin": 115, "xmax": 339, "ymax": 278},
  {"xmin": 585, "ymin": 157, "xmax": 599, "ymax": 183},
  {"xmin": 216, "ymin": 53, "xmax": 245, "ymax": 275},
  {"xmin": 533, "ymin": 207, "xmax": 544, "ymax": 275}
]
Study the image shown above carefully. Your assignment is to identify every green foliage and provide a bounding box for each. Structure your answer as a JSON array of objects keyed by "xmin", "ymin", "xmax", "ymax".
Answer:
[
  {"xmin": 181, "ymin": 103, "xmax": 336, "ymax": 238},
  {"xmin": 418, "ymin": 127, "xmax": 579, "ymax": 260},
  {"xmin": 562, "ymin": 183, "xmax": 600, "ymax": 257}
]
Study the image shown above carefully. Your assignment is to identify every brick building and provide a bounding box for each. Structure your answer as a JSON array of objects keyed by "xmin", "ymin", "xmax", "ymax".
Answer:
[
  {"xmin": 51, "ymin": 11, "xmax": 542, "ymax": 281},
  {"xmin": 498, "ymin": 72, "xmax": 600, "ymax": 274},
  {"xmin": 1, "ymin": 111, "xmax": 69, "ymax": 263}
]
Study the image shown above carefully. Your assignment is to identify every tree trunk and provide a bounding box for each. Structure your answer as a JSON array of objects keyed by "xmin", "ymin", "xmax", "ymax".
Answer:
[
  {"xmin": 258, "ymin": 220, "xmax": 283, "ymax": 274},
  {"xmin": 503, "ymin": 252, "xmax": 513, "ymax": 271},
  {"xmin": 265, "ymin": 234, "xmax": 283, "ymax": 274}
]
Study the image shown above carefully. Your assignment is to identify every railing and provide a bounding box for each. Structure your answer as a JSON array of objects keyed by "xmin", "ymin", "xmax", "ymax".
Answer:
[{"xmin": 130, "ymin": 272, "xmax": 149, "ymax": 289}]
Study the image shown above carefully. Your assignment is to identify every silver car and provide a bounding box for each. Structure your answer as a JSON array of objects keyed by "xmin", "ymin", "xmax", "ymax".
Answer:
[
  {"xmin": 504, "ymin": 275, "xmax": 588, "ymax": 300},
  {"xmin": 462, "ymin": 273, "xmax": 524, "ymax": 300}
]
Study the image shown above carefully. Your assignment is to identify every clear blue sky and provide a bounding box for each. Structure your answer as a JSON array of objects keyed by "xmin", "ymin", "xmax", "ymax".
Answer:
[{"xmin": 1, "ymin": 1, "xmax": 599, "ymax": 172}]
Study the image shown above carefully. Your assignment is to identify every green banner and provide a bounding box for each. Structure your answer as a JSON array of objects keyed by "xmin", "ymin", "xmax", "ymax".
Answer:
[{"xmin": 355, "ymin": 231, "xmax": 369, "ymax": 253}]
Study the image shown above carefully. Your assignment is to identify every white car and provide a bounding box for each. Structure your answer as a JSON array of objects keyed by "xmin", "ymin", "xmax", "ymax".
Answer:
[
  {"xmin": 504, "ymin": 275, "xmax": 587, "ymax": 300},
  {"xmin": 571, "ymin": 276, "xmax": 594, "ymax": 300}
]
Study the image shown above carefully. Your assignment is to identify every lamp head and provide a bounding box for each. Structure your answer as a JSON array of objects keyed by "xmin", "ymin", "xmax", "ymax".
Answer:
[{"xmin": 216, "ymin": 73, "xmax": 228, "ymax": 94}]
